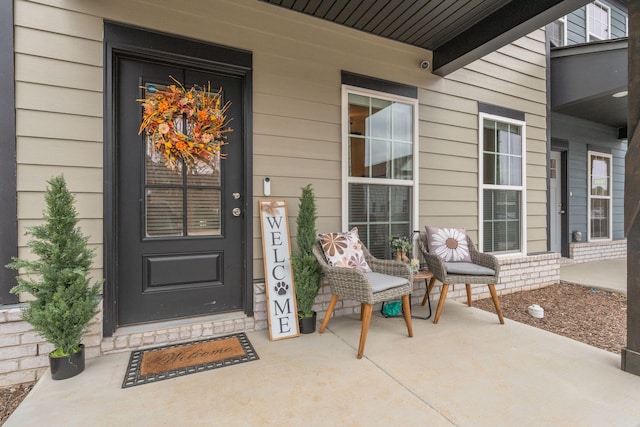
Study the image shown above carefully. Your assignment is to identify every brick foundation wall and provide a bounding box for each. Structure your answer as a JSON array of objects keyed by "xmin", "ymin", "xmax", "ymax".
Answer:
[
  {"xmin": 423, "ymin": 252, "xmax": 561, "ymax": 304},
  {"xmin": 299, "ymin": 252, "xmax": 561, "ymax": 322},
  {"xmin": 1, "ymin": 253, "xmax": 560, "ymax": 387},
  {"xmin": 100, "ymin": 316, "xmax": 256, "ymax": 355},
  {"xmin": 0, "ymin": 307, "xmax": 102, "ymax": 387},
  {"xmin": 0, "ymin": 297, "xmax": 258, "ymax": 387},
  {"xmin": 569, "ymin": 239, "xmax": 627, "ymax": 263}
]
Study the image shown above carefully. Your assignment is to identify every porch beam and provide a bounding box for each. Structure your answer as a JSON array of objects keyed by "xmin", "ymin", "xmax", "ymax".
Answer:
[
  {"xmin": 432, "ymin": 0, "xmax": 590, "ymax": 76},
  {"xmin": 622, "ymin": 0, "xmax": 640, "ymax": 376}
]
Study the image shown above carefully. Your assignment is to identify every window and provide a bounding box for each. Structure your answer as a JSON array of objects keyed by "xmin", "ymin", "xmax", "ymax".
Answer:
[
  {"xmin": 144, "ymin": 83, "xmax": 222, "ymax": 238},
  {"xmin": 587, "ymin": 1, "xmax": 610, "ymax": 41},
  {"xmin": 588, "ymin": 151, "xmax": 612, "ymax": 240},
  {"xmin": 343, "ymin": 86, "xmax": 418, "ymax": 259},
  {"xmin": 479, "ymin": 114, "xmax": 526, "ymax": 254},
  {"xmin": 549, "ymin": 16, "xmax": 567, "ymax": 47}
]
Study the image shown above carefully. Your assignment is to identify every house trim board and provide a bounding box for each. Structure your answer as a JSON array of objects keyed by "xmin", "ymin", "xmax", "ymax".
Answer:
[{"xmin": 0, "ymin": 0, "xmax": 18, "ymax": 305}]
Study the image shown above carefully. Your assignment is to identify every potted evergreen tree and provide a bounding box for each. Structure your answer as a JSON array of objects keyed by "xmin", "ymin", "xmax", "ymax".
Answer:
[
  {"xmin": 291, "ymin": 184, "xmax": 322, "ymax": 334},
  {"xmin": 7, "ymin": 175, "xmax": 102, "ymax": 380}
]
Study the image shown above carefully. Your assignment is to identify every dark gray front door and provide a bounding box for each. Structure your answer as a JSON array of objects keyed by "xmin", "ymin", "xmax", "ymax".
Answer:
[{"xmin": 116, "ymin": 58, "xmax": 245, "ymax": 325}]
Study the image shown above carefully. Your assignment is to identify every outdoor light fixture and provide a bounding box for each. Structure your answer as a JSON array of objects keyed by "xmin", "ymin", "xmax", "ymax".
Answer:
[{"xmin": 612, "ymin": 90, "xmax": 628, "ymax": 98}]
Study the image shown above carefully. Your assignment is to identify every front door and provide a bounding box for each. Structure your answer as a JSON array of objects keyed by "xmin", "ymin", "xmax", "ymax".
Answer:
[
  {"xmin": 550, "ymin": 151, "xmax": 563, "ymax": 253},
  {"xmin": 115, "ymin": 57, "xmax": 245, "ymax": 326}
]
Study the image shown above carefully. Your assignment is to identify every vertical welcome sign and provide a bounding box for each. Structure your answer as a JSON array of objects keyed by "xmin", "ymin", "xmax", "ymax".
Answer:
[{"xmin": 259, "ymin": 199, "xmax": 300, "ymax": 340}]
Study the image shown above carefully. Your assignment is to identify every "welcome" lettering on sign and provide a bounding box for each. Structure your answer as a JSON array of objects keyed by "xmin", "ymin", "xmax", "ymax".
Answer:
[{"xmin": 259, "ymin": 199, "xmax": 300, "ymax": 340}]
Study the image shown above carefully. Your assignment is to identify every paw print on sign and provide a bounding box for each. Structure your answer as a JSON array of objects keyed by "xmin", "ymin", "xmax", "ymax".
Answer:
[{"xmin": 274, "ymin": 281, "xmax": 289, "ymax": 296}]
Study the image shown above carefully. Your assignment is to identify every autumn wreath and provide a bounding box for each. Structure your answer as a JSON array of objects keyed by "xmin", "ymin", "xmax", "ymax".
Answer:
[{"xmin": 137, "ymin": 77, "xmax": 233, "ymax": 173}]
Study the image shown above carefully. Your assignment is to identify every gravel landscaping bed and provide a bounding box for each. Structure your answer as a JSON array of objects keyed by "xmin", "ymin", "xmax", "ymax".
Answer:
[
  {"xmin": 1, "ymin": 382, "xmax": 35, "ymax": 426},
  {"xmin": 473, "ymin": 282, "xmax": 627, "ymax": 354}
]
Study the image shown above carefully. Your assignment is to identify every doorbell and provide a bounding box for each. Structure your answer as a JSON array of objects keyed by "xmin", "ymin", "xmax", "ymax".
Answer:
[{"xmin": 263, "ymin": 177, "xmax": 271, "ymax": 196}]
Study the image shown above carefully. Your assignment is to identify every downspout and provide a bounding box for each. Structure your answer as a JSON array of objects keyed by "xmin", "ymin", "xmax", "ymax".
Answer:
[{"xmin": 545, "ymin": 25, "xmax": 552, "ymax": 254}]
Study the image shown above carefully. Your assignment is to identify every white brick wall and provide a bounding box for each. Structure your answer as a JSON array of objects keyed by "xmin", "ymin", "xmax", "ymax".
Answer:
[
  {"xmin": 0, "ymin": 307, "xmax": 103, "ymax": 387},
  {"xmin": 100, "ymin": 316, "xmax": 257, "ymax": 356},
  {"xmin": 302, "ymin": 252, "xmax": 562, "ymax": 320},
  {"xmin": 417, "ymin": 253, "xmax": 561, "ymax": 304},
  {"xmin": 569, "ymin": 239, "xmax": 627, "ymax": 263}
]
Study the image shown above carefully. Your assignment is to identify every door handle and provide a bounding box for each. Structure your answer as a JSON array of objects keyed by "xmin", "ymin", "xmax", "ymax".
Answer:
[
  {"xmin": 232, "ymin": 207, "xmax": 242, "ymax": 217},
  {"xmin": 559, "ymin": 210, "xmax": 566, "ymax": 214}
]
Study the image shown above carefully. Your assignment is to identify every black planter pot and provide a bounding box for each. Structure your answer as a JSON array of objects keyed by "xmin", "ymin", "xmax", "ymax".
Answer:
[
  {"xmin": 299, "ymin": 312, "xmax": 317, "ymax": 334},
  {"xmin": 49, "ymin": 344, "xmax": 85, "ymax": 380}
]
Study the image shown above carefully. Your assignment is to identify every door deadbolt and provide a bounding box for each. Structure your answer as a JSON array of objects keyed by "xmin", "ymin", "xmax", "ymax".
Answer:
[
  {"xmin": 232, "ymin": 207, "xmax": 242, "ymax": 217},
  {"xmin": 233, "ymin": 193, "xmax": 241, "ymax": 200}
]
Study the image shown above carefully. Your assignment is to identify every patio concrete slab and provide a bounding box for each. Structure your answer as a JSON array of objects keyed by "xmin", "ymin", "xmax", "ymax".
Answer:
[
  {"xmin": 5, "ymin": 318, "xmax": 450, "ymax": 427},
  {"xmin": 7, "ymin": 299, "xmax": 640, "ymax": 427},
  {"xmin": 560, "ymin": 257, "xmax": 627, "ymax": 293}
]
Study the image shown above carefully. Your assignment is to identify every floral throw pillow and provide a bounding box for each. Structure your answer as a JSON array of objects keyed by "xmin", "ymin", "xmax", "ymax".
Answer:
[
  {"xmin": 425, "ymin": 226, "xmax": 472, "ymax": 262},
  {"xmin": 317, "ymin": 227, "xmax": 372, "ymax": 273}
]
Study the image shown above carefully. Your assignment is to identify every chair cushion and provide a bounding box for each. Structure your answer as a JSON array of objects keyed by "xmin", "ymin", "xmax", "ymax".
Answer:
[
  {"xmin": 317, "ymin": 227, "xmax": 372, "ymax": 273},
  {"xmin": 365, "ymin": 272, "xmax": 408, "ymax": 293},
  {"xmin": 444, "ymin": 262, "xmax": 495, "ymax": 276},
  {"xmin": 425, "ymin": 226, "xmax": 472, "ymax": 262}
]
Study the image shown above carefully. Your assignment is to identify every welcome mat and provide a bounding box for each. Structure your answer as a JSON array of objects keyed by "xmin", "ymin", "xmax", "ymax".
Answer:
[{"xmin": 122, "ymin": 332, "xmax": 259, "ymax": 388}]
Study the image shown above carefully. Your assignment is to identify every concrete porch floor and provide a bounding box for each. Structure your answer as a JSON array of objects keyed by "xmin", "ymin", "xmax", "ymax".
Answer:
[{"xmin": 6, "ymin": 299, "xmax": 640, "ymax": 426}]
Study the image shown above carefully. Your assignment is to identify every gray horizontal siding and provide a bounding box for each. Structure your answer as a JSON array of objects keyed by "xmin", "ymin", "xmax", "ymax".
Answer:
[
  {"xmin": 13, "ymin": 0, "xmax": 550, "ymax": 278},
  {"xmin": 565, "ymin": 0, "xmax": 628, "ymax": 45},
  {"xmin": 610, "ymin": 6, "xmax": 627, "ymax": 38},
  {"xmin": 551, "ymin": 112, "xmax": 626, "ymax": 241},
  {"xmin": 611, "ymin": 144, "xmax": 626, "ymax": 238},
  {"xmin": 567, "ymin": 7, "xmax": 586, "ymax": 45}
]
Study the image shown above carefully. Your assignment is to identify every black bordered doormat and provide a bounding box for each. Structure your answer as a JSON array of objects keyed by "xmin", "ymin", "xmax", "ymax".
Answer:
[{"xmin": 122, "ymin": 332, "xmax": 259, "ymax": 388}]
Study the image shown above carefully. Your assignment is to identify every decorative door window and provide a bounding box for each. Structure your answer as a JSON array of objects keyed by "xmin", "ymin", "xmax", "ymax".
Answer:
[{"xmin": 143, "ymin": 83, "xmax": 222, "ymax": 238}]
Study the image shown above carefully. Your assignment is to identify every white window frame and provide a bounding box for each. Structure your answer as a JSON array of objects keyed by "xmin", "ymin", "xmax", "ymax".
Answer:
[
  {"xmin": 341, "ymin": 85, "xmax": 419, "ymax": 241},
  {"xmin": 586, "ymin": 1, "xmax": 611, "ymax": 41},
  {"xmin": 587, "ymin": 151, "xmax": 613, "ymax": 242},
  {"xmin": 550, "ymin": 16, "xmax": 567, "ymax": 47},
  {"xmin": 478, "ymin": 113, "xmax": 527, "ymax": 256}
]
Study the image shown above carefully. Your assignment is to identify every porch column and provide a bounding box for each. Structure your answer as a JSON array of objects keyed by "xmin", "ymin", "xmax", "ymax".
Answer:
[{"xmin": 622, "ymin": 0, "xmax": 640, "ymax": 376}]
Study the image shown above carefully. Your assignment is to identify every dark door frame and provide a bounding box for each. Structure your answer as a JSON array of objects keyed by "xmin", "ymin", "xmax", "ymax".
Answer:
[
  {"xmin": 103, "ymin": 22, "xmax": 253, "ymax": 336},
  {"xmin": 0, "ymin": 0, "xmax": 17, "ymax": 305}
]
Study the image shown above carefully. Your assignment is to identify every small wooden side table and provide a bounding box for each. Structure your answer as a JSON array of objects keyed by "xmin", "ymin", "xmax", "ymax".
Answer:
[{"xmin": 412, "ymin": 269, "xmax": 435, "ymax": 320}]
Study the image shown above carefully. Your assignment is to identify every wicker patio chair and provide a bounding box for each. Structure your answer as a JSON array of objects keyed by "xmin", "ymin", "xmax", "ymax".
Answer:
[
  {"xmin": 312, "ymin": 240, "xmax": 414, "ymax": 359},
  {"xmin": 418, "ymin": 232, "xmax": 504, "ymax": 324}
]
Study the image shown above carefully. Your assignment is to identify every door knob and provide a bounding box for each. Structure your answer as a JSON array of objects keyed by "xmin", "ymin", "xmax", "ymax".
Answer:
[{"xmin": 232, "ymin": 207, "xmax": 242, "ymax": 217}]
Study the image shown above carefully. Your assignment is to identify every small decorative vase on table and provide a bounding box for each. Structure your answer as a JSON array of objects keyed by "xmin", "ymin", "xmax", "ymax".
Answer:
[
  {"xmin": 390, "ymin": 235, "xmax": 412, "ymax": 264},
  {"xmin": 396, "ymin": 251, "xmax": 410, "ymax": 263}
]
